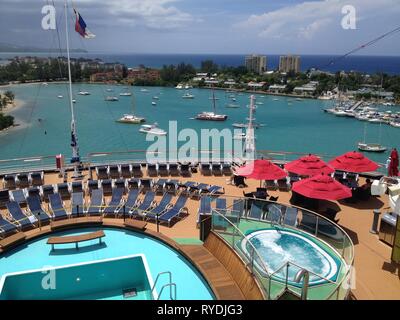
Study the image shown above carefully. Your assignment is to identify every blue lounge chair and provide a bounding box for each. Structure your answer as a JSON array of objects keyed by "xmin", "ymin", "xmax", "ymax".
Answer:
[
  {"xmin": 56, "ymin": 183, "xmax": 70, "ymax": 200},
  {"xmin": 159, "ymin": 195, "xmax": 189, "ymax": 227},
  {"xmin": 103, "ymin": 188, "xmax": 124, "ymax": 216},
  {"xmin": 0, "ymin": 214, "xmax": 18, "ymax": 237},
  {"xmin": 101, "ymin": 179, "xmax": 113, "ymax": 196},
  {"xmin": 11, "ymin": 189, "xmax": 26, "ymax": 205},
  {"xmin": 154, "ymin": 179, "xmax": 168, "ymax": 195},
  {"xmin": 117, "ymin": 189, "xmax": 140, "ymax": 215},
  {"xmin": 207, "ymin": 185, "xmax": 224, "ymax": 195},
  {"xmin": 87, "ymin": 188, "xmax": 103, "ymax": 216},
  {"xmin": 71, "ymin": 192, "xmax": 84, "ymax": 217},
  {"xmin": 231, "ymin": 199, "xmax": 245, "ymax": 217},
  {"xmin": 128, "ymin": 178, "xmax": 140, "ymax": 190},
  {"xmin": 180, "ymin": 181, "xmax": 198, "ymax": 196},
  {"xmin": 248, "ymin": 202, "xmax": 264, "ymax": 220},
  {"xmin": 283, "ymin": 207, "xmax": 298, "ymax": 226},
  {"xmin": 215, "ymin": 198, "xmax": 227, "ymax": 213},
  {"xmin": 87, "ymin": 180, "xmax": 99, "ymax": 194},
  {"xmin": 48, "ymin": 193, "xmax": 68, "ymax": 220},
  {"xmin": 165, "ymin": 180, "xmax": 179, "ymax": 194},
  {"xmin": 114, "ymin": 179, "xmax": 126, "ymax": 192},
  {"xmin": 30, "ymin": 171, "xmax": 44, "ymax": 186},
  {"xmin": 6, "ymin": 201, "xmax": 34, "ymax": 230},
  {"xmin": 130, "ymin": 191, "xmax": 156, "ymax": 218},
  {"xmin": 0, "ymin": 189, "xmax": 10, "ymax": 208},
  {"xmin": 140, "ymin": 179, "xmax": 152, "ymax": 193},
  {"xmin": 27, "ymin": 195, "xmax": 51, "ymax": 223},
  {"xmin": 198, "ymin": 196, "xmax": 212, "ymax": 217},
  {"xmin": 27, "ymin": 187, "xmax": 41, "ymax": 198},
  {"xmin": 71, "ymin": 181, "xmax": 83, "ymax": 193},
  {"xmin": 41, "ymin": 185, "xmax": 54, "ymax": 201},
  {"xmin": 145, "ymin": 193, "xmax": 174, "ymax": 221}
]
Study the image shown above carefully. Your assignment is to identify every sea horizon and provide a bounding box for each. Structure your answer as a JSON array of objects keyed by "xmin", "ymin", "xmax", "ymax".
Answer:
[{"xmin": 1, "ymin": 52, "xmax": 400, "ymax": 75}]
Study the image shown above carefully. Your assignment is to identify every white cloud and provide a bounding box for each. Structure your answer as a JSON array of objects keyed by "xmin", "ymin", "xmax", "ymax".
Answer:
[
  {"xmin": 78, "ymin": 0, "xmax": 195, "ymax": 30},
  {"xmin": 236, "ymin": 0, "xmax": 400, "ymax": 40}
]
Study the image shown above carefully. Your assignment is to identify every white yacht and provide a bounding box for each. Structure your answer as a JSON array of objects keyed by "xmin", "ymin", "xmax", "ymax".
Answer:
[
  {"xmin": 358, "ymin": 143, "xmax": 387, "ymax": 153},
  {"xmin": 195, "ymin": 90, "xmax": 227, "ymax": 121},
  {"xmin": 120, "ymin": 92, "xmax": 132, "ymax": 97},
  {"xmin": 105, "ymin": 96, "xmax": 119, "ymax": 102},
  {"xmin": 182, "ymin": 92, "xmax": 195, "ymax": 99},
  {"xmin": 117, "ymin": 114, "xmax": 145, "ymax": 124},
  {"xmin": 78, "ymin": 91, "xmax": 90, "ymax": 96},
  {"xmin": 139, "ymin": 123, "xmax": 167, "ymax": 136},
  {"xmin": 175, "ymin": 83, "xmax": 184, "ymax": 89}
]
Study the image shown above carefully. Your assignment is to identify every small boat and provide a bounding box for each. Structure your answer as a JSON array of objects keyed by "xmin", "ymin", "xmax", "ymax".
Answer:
[
  {"xmin": 139, "ymin": 123, "xmax": 167, "ymax": 136},
  {"xmin": 195, "ymin": 112, "xmax": 227, "ymax": 121},
  {"xmin": 390, "ymin": 121, "xmax": 400, "ymax": 128},
  {"xmin": 140, "ymin": 89, "xmax": 149, "ymax": 92},
  {"xmin": 358, "ymin": 143, "xmax": 387, "ymax": 153},
  {"xmin": 117, "ymin": 114, "xmax": 145, "ymax": 124},
  {"xmin": 57, "ymin": 95, "xmax": 63, "ymax": 99},
  {"xmin": 273, "ymin": 98, "xmax": 279, "ymax": 101},
  {"xmin": 78, "ymin": 91, "xmax": 90, "ymax": 96},
  {"xmin": 256, "ymin": 102, "xmax": 264, "ymax": 105},
  {"xmin": 105, "ymin": 96, "xmax": 119, "ymax": 102},
  {"xmin": 72, "ymin": 99, "xmax": 76, "ymax": 104},
  {"xmin": 182, "ymin": 92, "xmax": 195, "ymax": 99},
  {"xmin": 119, "ymin": 92, "xmax": 132, "ymax": 96},
  {"xmin": 231, "ymin": 98, "xmax": 237, "ymax": 102},
  {"xmin": 232, "ymin": 123, "xmax": 264, "ymax": 129},
  {"xmin": 152, "ymin": 101, "xmax": 157, "ymax": 106},
  {"xmin": 175, "ymin": 84, "xmax": 184, "ymax": 89},
  {"xmin": 42, "ymin": 82, "xmax": 48, "ymax": 86},
  {"xmin": 153, "ymin": 96, "xmax": 159, "ymax": 100}
]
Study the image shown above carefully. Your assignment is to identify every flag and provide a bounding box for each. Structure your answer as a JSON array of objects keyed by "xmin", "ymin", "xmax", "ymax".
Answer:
[{"xmin": 74, "ymin": 9, "xmax": 95, "ymax": 39}]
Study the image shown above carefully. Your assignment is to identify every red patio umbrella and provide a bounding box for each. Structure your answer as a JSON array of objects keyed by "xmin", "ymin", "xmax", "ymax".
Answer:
[
  {"xmin": 388, "ymin": 148, "xmax": 399, "ymax": 177},
  {"xmin": 328, "ymin": 151, "xmax": 379, "ymax": 173},
  {"xmin": 292, "ymin": 174, "xmax": 352, "ymax": 201},
  {"xmin": 235, "ymin": 159, "xmax": 287, "ymax": 181},
  {"xmin": 284, "ymin": 154, "xmax": 334, "ymax": 176}
]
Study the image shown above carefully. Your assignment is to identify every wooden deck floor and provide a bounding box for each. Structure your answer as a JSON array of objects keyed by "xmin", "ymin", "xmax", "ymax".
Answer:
[{"xmin": 180, "ymin": 245, "xmax": 245, "ymax": 300}]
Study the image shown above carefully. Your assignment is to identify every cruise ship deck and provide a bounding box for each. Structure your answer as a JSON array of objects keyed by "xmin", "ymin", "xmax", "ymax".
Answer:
[{"xmin": 0, "ymin": 164, "xmax": 398, "ymax": 300}]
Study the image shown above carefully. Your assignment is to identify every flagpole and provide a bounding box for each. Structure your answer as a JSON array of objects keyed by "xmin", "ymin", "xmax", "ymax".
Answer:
[{"xmin": 64, "ymin": 0, "xmax": 81, "ymax": 178}]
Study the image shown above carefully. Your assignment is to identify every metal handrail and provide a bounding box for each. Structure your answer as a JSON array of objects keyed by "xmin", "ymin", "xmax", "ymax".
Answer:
[{"xmin": 151, "ymin": 271, "xmax": 176, "ymax": 300}]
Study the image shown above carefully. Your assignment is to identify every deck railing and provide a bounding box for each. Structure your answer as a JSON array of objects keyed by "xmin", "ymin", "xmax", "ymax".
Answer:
[{"xmin": 210, "ymin": 196, "xmax": 354, "ymax": 300}]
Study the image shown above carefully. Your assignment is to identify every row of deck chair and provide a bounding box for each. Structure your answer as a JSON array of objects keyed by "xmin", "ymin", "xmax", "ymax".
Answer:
[
  {"xmin": 73, "ymin": 188, "xmax": 189, "ymax": 227},
  {"xmin": 199, "ymin": 163, "xmax": 232, "ymax": 176},
  {"xmin": 244, "ymin": 201, "xmax": 299, "ymax": 226},
  {"xmin": 2, "ymin": 172, "xmax": 44, "ymax": 190},
  {"xmin": 95, "ymin": 163, "xmax": 192, "ymax": 180},
  {"xmin": 265, "ymin": 178, "xmax": 291, "ymax": 192}
]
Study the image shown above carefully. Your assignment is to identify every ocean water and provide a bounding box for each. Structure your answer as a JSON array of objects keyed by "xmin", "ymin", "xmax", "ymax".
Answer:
[
  {"xmin": 1, "ymin": 83, "xmax": 399, "ymax": 165},
  {"xmin": 1, "ymin": 53, "xmax": 400, "ymax": 74}
]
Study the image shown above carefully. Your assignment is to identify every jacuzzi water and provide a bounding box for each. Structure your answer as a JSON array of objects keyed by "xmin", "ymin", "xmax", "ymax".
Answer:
[{"xmin": 243, "ymin": 229, "xmax": 340, "ymax": 285}]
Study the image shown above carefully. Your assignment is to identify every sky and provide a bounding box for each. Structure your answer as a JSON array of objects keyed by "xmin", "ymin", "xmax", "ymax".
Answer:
[{"xmin": 0, "ymin": 0, "xmax": 399, "ymax": 55}]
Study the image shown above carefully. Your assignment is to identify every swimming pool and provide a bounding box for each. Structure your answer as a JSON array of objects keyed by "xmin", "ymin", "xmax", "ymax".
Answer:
[
  {"xmin": 242, "ymin": 229, "xmax": 342, "ymax": 285},
  {"xmin": 0, "ymin": 228, "xmax": 215, "ymax": 300}
]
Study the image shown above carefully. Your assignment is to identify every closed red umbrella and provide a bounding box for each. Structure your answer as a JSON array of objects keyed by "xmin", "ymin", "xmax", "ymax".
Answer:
[
  {"xmin": 284, "ymin": 154, "xmax": 334, "ymax": 176},
  {"xmin": 292, "ymin": 174, "xmax": 352, "ymax": 201},
  {"xmin": 389, "ymin": 148, "xmax": 399, "ymax": 177},
  {"xmin": 235, "ymin": 159, "xmax": 287, "ymax": 181},
  {"xmin": 328, "ymin": 151, "xmax": 379, "ymax": 173}
]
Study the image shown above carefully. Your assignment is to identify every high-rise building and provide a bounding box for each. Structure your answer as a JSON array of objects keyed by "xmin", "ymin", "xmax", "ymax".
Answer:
[
  {"xmin": 279, "ymin": 55, "xmax": 301, "ymax": 73},
  {"xmin": 245, "ymin": 55, "xmax": 267, "ymax": 75}
]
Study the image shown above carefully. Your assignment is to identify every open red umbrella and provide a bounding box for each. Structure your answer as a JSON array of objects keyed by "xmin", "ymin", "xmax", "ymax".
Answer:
[
  {"xmin": 388, "ymin": 148, "xmax": 399, "ymax": 177},
  {"xmin": 235, "ymin": 159, "xmax": 287, "ymax": 181},
  {"xmin": 292, "ymin": 174, "xmax": 352, "ymax": 201},
  {"xmin": 328, "ymin": 151, "xmax": 379, "ymax": 173},
  {"xmin": 284, "ymin": 154, "xmax": 334, "ymax": 176}
]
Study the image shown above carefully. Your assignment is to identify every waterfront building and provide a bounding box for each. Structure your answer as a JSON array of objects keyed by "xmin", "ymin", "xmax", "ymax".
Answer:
[
  {"xmin": 247, "ymin": 81, "xmax": 267, "ymax": 90},
  {"xmin": 293, "ymin": 81, "xmax": 319, "ymax": 96},
  {"xmin": 279, "ymin": 55, "xmax": 301, "ymax": 73},
  {"xmin": 127, "ymin": 67, "xmax": 161, "ymax": 82},
  {"xmin": 245, "ymin": 54, "xmax": 267, "ymax": 75},
  {"xmin": 269, "ymin": 84, "xmax": 287, "ymax": 94}
]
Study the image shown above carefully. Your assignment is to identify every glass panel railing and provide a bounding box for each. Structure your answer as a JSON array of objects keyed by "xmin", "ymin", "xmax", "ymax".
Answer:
[{"xmin": 210, "ymin": 196, "xmax": 354, "ymax": 300}]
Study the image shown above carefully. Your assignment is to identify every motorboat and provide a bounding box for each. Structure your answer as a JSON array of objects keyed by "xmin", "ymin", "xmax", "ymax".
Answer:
[
  {"xmin": 78, "ymin": 91, "xmax": 90, "ymax": 95},
  {"xmin": 175, "ymin": 83, "xmax": 184, "ymax": 89},
  {"xmin": 119, "ymin": 92, "xmax": 132, "ymax": 96},
  {"xmin": 152, "ymin": 101, "xmax": 157, "ymax": 106},
  {"xmin": 105, "ymin": 96, "xmax": 119, "ymax": 102},
  {"xmin": 182, "ymin": 92, "xmax": 195, "ymax": 99},
  {"xmin": 117, "ymin": 114, "xmax": 145, "ymax": 124},
  {"xmin": 139, "ymin": 123, "xmax": 167, "ymax": 136},
  {"xmin": 57, "ymin": 95, "xmax": 63, "ymax": 99},
  {"xmin": 195, "ymin": 112, "xmax": 227, "ymax": 121},
  {"xmin": 72, "ymin": 99, "xmax": 76, "ymax": 103},
  {"xmin": 153, "ymin": 96, "xmax": 159, "ymax": 100}
]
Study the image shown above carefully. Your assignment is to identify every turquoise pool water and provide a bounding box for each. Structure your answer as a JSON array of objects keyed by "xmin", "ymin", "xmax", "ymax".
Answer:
[
  {"xmin": 0, "ymin": 228, "xmax": 214, "ymax": 300},
  {"xmin": 1, "ymin": 83, "xmax": 399, "ymax": 164},
  {"xmin": 0, "ymin": 255, "xmax": 154, "ymax": 300},
  {"xmin": 243, "ymin": 229, "xmax": 341, "ymax": 285}
]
